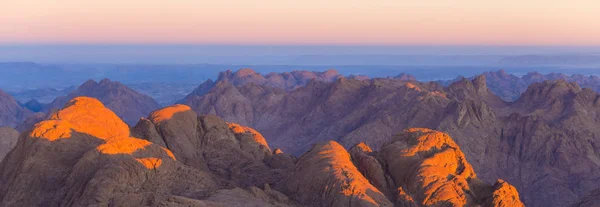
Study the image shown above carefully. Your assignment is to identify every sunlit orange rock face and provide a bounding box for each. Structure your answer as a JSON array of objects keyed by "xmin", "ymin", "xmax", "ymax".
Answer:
[
  {"xmin": 377, "ymin": 128, "xmax": 524, "ymax": 206},
  {"xmin": 228, "ymin": 122, "xmax": 271, "ymax": 152},
  {"xmin": 149, "ymin": 104, "xmax": 191, "ymax": 123},
  {"xmin": 381, "ymin": 128, "xmax": 476, "ymax": 206},
  {"xmin": 293, "ymin": 128, "xmax": 523, "ymax": 207},
  {"xmin": 0, "ymin": 95, "xmax": 526, "ymax": 206},
  {"xmin": 0, "ymin": 96, "xmax": 219, "ymax": 206},
  {"xmin": 28, "ymin": 97, "xmax": 173, "ymax": 165},
  {"xmin": 282, "ymin": 141, "xmax": 393, "ymax": 207},
  {"xmin": 132, "ymin": 104, "xmax": 284, "ymax": 189},
  {"xmin": 31, "ymin": 97, "xmax": 129, "ymax": 141}
]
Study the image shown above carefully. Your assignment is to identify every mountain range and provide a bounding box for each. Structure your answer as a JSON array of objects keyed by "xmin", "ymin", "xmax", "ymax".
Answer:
[
  {"xmin": 0, "ymin": 96, "xmax": 523, "ymax": 206},
  {"xmin": 476, "ymin": 69, "xmax": 600, "ymax": 101},
  {"xmin": 179, "ymin": 68, "xmax": 600, "ymax": 207},
  {"xmin": 2, "ymin": 68, "xmax": 600, "ymax": 206}
]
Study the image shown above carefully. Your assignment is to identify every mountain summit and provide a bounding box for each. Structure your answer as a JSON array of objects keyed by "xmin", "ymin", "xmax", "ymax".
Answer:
[{"xmin": 47, "ymin": 78, "xmax": 161, "ymax": 125}]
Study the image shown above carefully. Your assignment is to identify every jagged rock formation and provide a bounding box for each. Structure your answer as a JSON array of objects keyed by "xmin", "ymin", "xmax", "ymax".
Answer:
[
  {"xmin": 218, "ymin": 68, "xmax": 342, "ymax": 90},
  {"xmin": 281, "ymin": 129, "xmax": 523, "ymax": 207},
  {"xmin": 180, "ymin": 68, "xmax": 343, "ymax": 100},
  {"xmin": 378, "ymin": 128, "xmax": 523, "ymax": 207},
  {"xmin": 182, "ymin": 70, "xmax": 600, "ymax": 207},
  {"xmin": 0, "ymin": 96, "xmax": 523, "ymax": 207},
  {"xmin": 0, "ymin": 127, "xmax": 18, "ymax": 161},
  {"xmin": 0, "ymin": 97, "xmax": 292, "ymax": 206},
  {"xmin": 474, "ymin": 70, "xmax": 600, "ymax": 101},
  {"xmin": 282, "ymin": 141, "xmax": 393, "ymax": 207},
  {"xmin": 47, "ymin": 78, "xmax": 161, "ymax": 125},
  {"xmin": 0, "ymin": 90, "xmax": 33, "ymax": 128},
  {"xmin": 132, "ymin": 104, "xmax": 285, "ymax": 188}
]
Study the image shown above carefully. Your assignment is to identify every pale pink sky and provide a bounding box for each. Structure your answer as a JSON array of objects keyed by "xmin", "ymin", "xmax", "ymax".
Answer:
[{"xmin": 2, "ymin": 0, "xmax": 600, "ymax": 45}]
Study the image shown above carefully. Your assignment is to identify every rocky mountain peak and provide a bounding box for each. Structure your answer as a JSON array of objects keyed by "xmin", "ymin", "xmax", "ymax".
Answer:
[
  {"xmin": 394, "ymin": 73, "xmax": 417, "ymax": 81},
  {"xmin": 472, "ymin": 74, "xmax": 488, "ymax": 93},
  {"xmin": 320, "ymin": 69, "xmax": 340, "ymax": 79},
  {"xmin": 32, "ymin": 96, "xmax": 130, "ymax": 141},
  {"xmin": 47, "ymin": 79, "xmax": 161, "ymax": 125},
  {"xmin": 283, "ymin": 140, "xmax": 393, "ymax": 206},
  {"xmin": 515, "ymin": 80, "xmax": 582, "ymax": 106},
  {"xmin": 379, "ymin": 128, "xmax": 523, "ymax": 206}
]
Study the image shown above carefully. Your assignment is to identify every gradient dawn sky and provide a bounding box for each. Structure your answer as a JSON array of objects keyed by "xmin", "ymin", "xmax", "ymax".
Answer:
[{"xmin": 2, "ymin": 0, "xmax": 600, "ymax": 45}]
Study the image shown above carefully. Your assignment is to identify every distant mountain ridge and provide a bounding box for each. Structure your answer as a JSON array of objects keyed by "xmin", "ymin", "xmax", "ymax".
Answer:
[
  {"xmin": 474, "ymin": 69, "xmax": 600, "ymax": 101},
  {"xmin": 179, "ymin": 68, "xmax": 344, "ymax": 102}
]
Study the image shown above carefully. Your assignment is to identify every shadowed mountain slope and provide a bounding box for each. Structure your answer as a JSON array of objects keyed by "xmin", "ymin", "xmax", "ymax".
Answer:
[
  {"xmin": 0, "ymin": 127, "xmax": 18, "ymax": 161},
  {"xmin": 0, "ymin": 90, "xmax": 33, "ymax": 128}
]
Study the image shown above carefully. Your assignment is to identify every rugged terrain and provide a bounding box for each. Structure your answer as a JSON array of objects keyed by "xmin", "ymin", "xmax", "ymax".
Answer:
[
  {"xmin": 0, "ymin": 90, "xmax": 33, "ymax": 128},
  {"xmin": 47, "ymin": 78, "xmax": 161, "ymax": 125},
  {"xmin": 0, "ymin": 96, "xmax": 522, "ymax": 206},
  {"xmin": 0, "ymin": 127, "xmax": 18, "ymax": 161},
  {"xmin": 475, "ymin": 69, "xmax": 600, "ymax": 101},
  {"xmin": 181, "ymin": 69, "xmax": 600, "ymax": 207}
]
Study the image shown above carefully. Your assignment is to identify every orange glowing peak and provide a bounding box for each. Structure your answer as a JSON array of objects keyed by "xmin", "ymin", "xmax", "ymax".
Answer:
[
  {"xmin": 353, "ymin": 142, "xmax": 373, "ymax": 153},
  {"xmin": 135, "ymin": 157, "xmax": 163, "ymax": 170},
  {"xmin": 37, "ymin": 96, "xmax": 130, "ymax": 140},
  {"xmin": 488, "ymin": 179, "xmax": 525, "ymax": 207},
  {"xmin": 273, "ymin": 148, "xmax": 284, "ymax": 154},
  {"xmin": 317, "ymin": 141, "xmax": 384, "ymax": 205},
  {"xmin": 405, "ymin": 82, "xmax": 423, "ymax": 92},
  {"xmin": 28, "ymin": 96, "xmax": 176, "ymax": 171},
  {"xmin": 401, "ymin": 128, "xmax": 475, "ymax": 178},
  {"xmin": 149, "ymin": 104, "xmax": 192, "ymax": 123},
  {"xmin": 228, "ymin": 122, "xmax": 271, "ymax": 151}
]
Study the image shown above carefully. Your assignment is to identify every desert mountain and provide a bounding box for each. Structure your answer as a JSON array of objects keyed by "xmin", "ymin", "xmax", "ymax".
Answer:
[
  {"xmin": 218, "ymin": 68, "xmax": 342, "ymax": 90},
  {"xmin": 474, "ymin": 69, "xmax": 600, "ymax": 101},
  {"xmin": 182, "ymin": 71, "xmax": 600, "ymax": 207},
  {"xmin": 0, "ymin": 97, "xmax": 292, "ymax": 206},
  {"xmin": 0, "ymin": 127, "xmax": 18, "ymax": 161},
  {"xmin": 180, "ymin": 68, "xmax": 342, "ymax": 101},
  {"xmin": 0, "ymin": 90, "xmax": 33, "ymax": 128},
  {"xmin": 0, "ymin": 96, "xmax": 522, "ymax": 206},
  {"xmin": 47, "ymin": 78, "xmax": 161, "ymax": 125}
]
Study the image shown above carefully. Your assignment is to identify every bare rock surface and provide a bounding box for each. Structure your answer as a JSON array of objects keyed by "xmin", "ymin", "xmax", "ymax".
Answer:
[
  {"xmin": 282, "ymin": 141, "xmax": 393, "ymax": 207},
  {"xmin": 47, "ymin": 78, "xmax": 161, "ymax": 125},
  {"xmin": 183, "ymin": 71, "xmax": 596, "ymax": 207},
  {"xmin": 0, "ymin": 96, "xmax": 524, "ymax": 207},
  {"xmin": 0, "ymin": 127, "xmax": 18, "ymax": 161},
  {"xmin": 0, "ymin": 97, "xmax": 266, "ymax": 206},
  {"xmin": 0, "ymin": 89, "xmax": 33, "ymax": 128}
]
